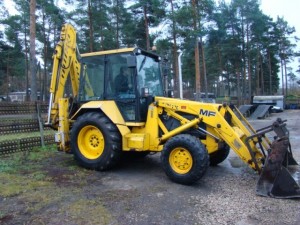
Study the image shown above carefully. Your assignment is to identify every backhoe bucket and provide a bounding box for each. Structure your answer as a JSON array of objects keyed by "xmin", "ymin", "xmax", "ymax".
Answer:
[{"xmin": 256, "ymin": 137, "xmax": 300, "ymax": 198}]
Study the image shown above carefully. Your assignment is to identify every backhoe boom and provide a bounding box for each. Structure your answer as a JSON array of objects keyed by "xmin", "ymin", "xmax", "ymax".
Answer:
[{"xmin": 46, "ymin": 24, "xmax": 80, "ymax": 129}]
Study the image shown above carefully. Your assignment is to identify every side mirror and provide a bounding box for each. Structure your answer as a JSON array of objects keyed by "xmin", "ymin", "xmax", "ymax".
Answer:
[{"xmin": 127, "ymin": 56, "xmax": 137, "ymax": 68}]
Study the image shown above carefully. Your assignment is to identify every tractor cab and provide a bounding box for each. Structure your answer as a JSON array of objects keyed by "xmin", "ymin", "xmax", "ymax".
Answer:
[{"xmin": 78, "ymin": 48, "xmax": 164, "ymax": 122}]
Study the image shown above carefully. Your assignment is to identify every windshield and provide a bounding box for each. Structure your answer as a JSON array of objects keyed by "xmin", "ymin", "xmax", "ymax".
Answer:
[{"xmin": 136, "ymin": 55, "xmax": 163, "ymax": 97}]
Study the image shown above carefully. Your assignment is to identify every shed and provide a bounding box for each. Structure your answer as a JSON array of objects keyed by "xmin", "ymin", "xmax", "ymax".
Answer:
[{"xmin": 252, "ymin": 95, "xmax": 285, "ymax": 109}]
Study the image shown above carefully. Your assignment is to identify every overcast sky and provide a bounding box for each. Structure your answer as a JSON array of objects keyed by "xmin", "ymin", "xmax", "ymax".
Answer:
[{"xmin": 260, "ymin": 0, "xmax": 299, "ymax": 73}]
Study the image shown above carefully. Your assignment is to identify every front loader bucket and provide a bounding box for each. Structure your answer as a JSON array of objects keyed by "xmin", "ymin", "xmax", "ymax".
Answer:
[{"xmin": 256, "ymin": 137, "xmax": 300, "ymax": 198}]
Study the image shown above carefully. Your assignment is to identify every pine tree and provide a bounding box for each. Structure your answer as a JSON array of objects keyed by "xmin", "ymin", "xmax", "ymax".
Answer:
[
  {"xmin": 129, "ymin": 0, "xmax": 166, "ymax": 50},
  {"xmin": 1, "ymin": 15, "xmax": 27, "ymax": 94},
  {"xmin": 274, "ymin": 17, "xmax": 296, "ymax": 96},
  {"xmin": 36, "ymin": 0, "xmax": 65, "ymax": 100}
]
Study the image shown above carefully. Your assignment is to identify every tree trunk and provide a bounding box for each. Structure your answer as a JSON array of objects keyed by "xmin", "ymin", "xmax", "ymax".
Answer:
[
  {"xmin": 170, "ymin": 0, "xmax": 179, "ymax": 97},
  {"xmin": 280, "ymin": 58, "xmax": 284, "ymax": 95},
  {"xmin": 260, "ymin": 54, "xmax": 264, "ymax": 94},
  {"xmin": 217, "ymin": 45, "xmax": 222, "ymax": 97},
  {"xmin": 200, "ymin": 38, "xmax": 208, "ymax": 96},
  {"xmin": 268, "ymin": 50, "xmax": 272, "ymax": 95},
  {"xmin": 246, "ymin": 23, "xmax": 251, "ymax": 100},
  {"xmin": 42, "ymin": 10, "xmax": 47, "ymax": 101},
  {"xmin": 284, "ymin": 59, "xmax": 288, "ymax": 96},
  {"xmin": 88, "ymin": 0, "xmax": 94, "ymax": 52},
  {"xmin": 240, "ymin": 9, "xmax": 246, "ymax": 103},
  {"xmin": 143, "ymin": 5, "xmax": 150, "ymax": 50},
  {"xmin": 255, "ymin": 50, "xmax": 260, "ymax": 95},
  {"xmin": 236, "ymin": 65, "xmax": 241, "ymax": 106},
  {"xmin": 23, "ymin": 14, "xmax": 30, "ymax": 101},
  {"xmin": 6, "ymin": 55, "xmax": 10, "ymax": 99},
  {"xmin": 192, "ymin": 0, "xmax": 201, "ymax": 93},
  {"xmin": 30, "ymin": 0, "xmax": 37, "ymax": 101},
  {"xmin": 115, "ymin": 0, "xmax": 120, "ymax": 48}
]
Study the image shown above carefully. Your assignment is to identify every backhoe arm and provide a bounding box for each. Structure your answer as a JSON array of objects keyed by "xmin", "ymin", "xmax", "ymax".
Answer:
[{"xmin": 46, "ymin": 24, "xmax": 81, "ymax": 129}]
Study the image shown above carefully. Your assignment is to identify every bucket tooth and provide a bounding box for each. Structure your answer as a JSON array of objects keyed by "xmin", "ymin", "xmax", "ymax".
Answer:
[{"xmin": 256, "ymin": 137, "xmax": 300, "ymax": 198}]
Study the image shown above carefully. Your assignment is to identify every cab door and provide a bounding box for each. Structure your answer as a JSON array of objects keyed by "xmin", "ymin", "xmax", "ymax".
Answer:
[
  {"xmin": 136, "ymin": 54, "xmax": 164, "ymax": 121},
  {"xmin": 105, "ymin": 53, "xmax": 139, "ymax": 122}
]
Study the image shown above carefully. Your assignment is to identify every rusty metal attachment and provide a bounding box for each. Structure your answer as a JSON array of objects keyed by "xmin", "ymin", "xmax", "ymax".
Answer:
[{"xmin": 256, "ymin": 136, "xmax": 300, "ymax": 198}]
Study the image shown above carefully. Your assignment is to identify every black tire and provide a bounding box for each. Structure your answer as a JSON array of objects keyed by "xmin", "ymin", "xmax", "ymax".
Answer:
[
  {"xmin": 71, "ymin": 111, "xmax": 121, "ymax": 171},
  {"xmin": 209, "ymin": 144, "xmax": 230, "ymax": 166},
  {"xmin": 161, "ymin": 134, "xmax": 209, "ymax": 185}
]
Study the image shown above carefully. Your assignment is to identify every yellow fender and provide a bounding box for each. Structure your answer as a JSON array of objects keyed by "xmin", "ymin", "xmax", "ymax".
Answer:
[{"xmin": 70, "ymin": 101, "xmax": 130, "ymax": 136}]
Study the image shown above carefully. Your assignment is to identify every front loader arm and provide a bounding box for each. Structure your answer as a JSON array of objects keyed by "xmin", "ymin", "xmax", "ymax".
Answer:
[
  {"xmin": 46, "ymin": 24, "xmax": 81, "ymax": 129},
  {"xmin": 200, "ymin": 104, "xmax": 265, "ymax": 171},
  {"xmin": 154, "ymin": 97, "xmax": 265, "ymax": 171},
  {"xmin": 153, "ymin": 97, "xmax": 300, "ymax": 198}
]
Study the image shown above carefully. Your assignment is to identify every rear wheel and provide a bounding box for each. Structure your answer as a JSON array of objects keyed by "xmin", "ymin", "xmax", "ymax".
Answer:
[
  {"xmin": 71, "ymin": 112, "xmax": 121, "ymax": 170},
  {"xmin": 161, "ymin": 134, "xmax": 209, "ymax": 185},
  {"xmin": 209, "ymin": 144, "xmax": 230, "ymax": 166}
]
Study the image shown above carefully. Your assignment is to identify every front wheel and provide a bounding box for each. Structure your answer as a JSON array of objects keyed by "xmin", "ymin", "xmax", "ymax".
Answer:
[
  {"xmin": 70, "ymin": 112, "xmax": 121, "ymax": 171},
  {"xmin": 161, "ymin": 134, "xmax": 209, "ymax": 185},
  {"xmin": 209, "ymin": 143, "xmax": 230, "ymax": 166}
]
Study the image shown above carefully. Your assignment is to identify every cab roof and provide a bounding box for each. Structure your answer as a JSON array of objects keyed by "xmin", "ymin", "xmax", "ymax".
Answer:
[
  {"xmin": 81, "ymin": 48, "xmax": 135, "ymax": 57},
  {"xmin": 81, "ymin": 47, "xmax": 160, "ymax": 61}
]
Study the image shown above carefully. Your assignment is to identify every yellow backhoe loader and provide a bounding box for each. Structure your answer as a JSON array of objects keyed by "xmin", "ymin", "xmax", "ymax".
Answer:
[{"xmin": 46, "ymin": 24, "xmax": 300, "ymax": 198}]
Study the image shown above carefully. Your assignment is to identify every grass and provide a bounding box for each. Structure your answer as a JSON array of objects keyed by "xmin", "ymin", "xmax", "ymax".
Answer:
[
  {"xmin": 0, "ymin": 145, "xmax": 114, "ymax": 224},
  {"xmin": 0, "ymin": 114, "xmax": 117, "ymax": 223},
  {"xmin": 0, "ymin": 145, "xmax": 56, "ymax": 172},
  {"xmin": 0, "ymin": 146, "xmax": 56, "ymax": 197},
  {"xmin": 0, "ymin": 113, "xmax": 119, "ymax": 224}
]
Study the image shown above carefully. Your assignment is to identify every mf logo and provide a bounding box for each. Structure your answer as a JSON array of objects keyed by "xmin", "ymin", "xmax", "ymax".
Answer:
[{"xmin": 199, "ymin": 109, "xmax": 216, "ymax": 117}]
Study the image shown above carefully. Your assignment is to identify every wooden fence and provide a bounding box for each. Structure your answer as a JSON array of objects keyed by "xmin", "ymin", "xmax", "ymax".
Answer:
[
  {"xmin": 0, "ymin": 119, "xmax": 51, "ymax": 135},
  {"xmin": 0, "ymin": 102, "xmax": 55, "ymax": 155},
  {"xmin": 0, "ymin": 135, "xmax": 55, "ymax": 155},
  {"xmin": 0, "ymin": 102, "xmax": 48, "ymax": 115}
]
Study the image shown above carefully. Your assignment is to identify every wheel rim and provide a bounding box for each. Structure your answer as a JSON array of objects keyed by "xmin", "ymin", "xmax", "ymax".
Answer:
[
  {"xmin": 78, "ymin": 125, "xmax": 105, "ymax": 160},
  {"xmin": 169, "ymin": 147, "xmax": 193, "ymax": 174}
]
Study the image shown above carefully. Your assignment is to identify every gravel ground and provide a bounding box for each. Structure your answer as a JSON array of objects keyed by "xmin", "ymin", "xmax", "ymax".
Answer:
[{"xmin": 0, "ymin": 110, "xmax": 299, "ymax": 225}]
